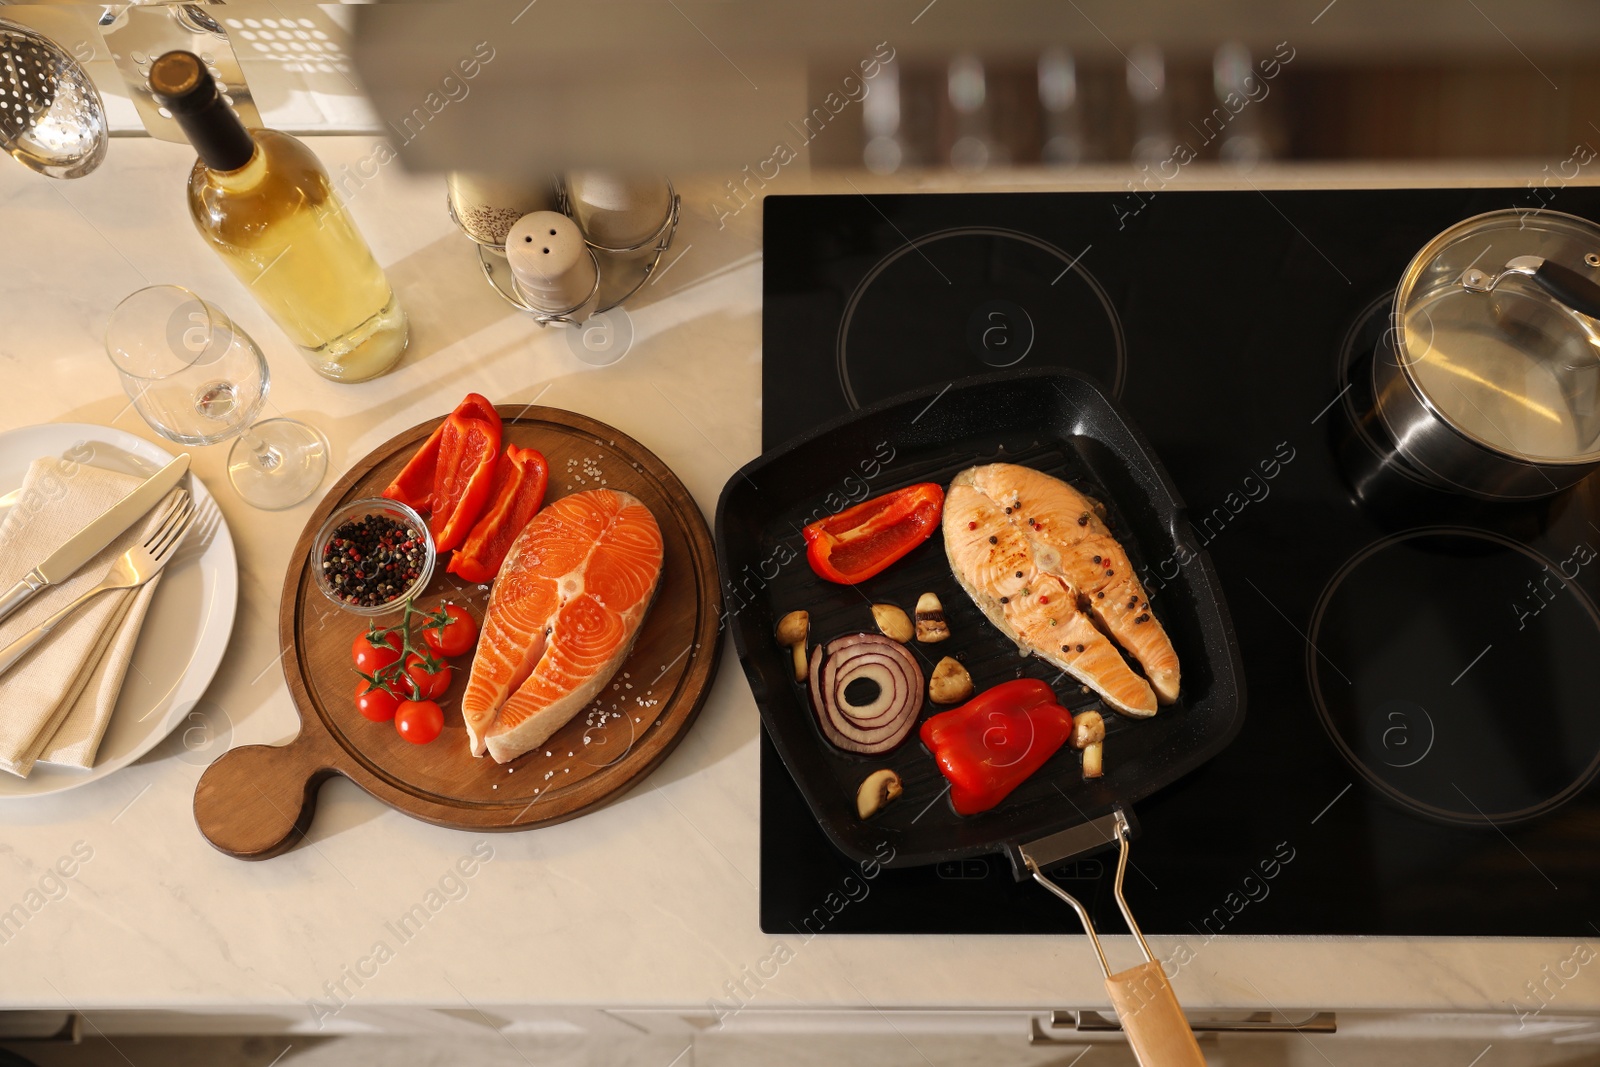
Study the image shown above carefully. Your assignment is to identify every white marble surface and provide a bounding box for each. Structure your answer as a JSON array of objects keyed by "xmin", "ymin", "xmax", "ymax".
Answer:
[{"xmin": 2, "ymin": 139, "xmax": 1600, "ymax": 1028}]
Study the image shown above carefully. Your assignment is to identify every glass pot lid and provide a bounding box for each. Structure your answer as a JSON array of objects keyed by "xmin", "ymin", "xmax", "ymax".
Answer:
[{"xmin": 1395, "ymin": 208, "xmax": 1600, "ymax": 465}]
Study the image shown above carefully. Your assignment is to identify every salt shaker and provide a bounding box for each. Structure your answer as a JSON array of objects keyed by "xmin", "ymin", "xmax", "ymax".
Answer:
[
  {"xmin": 447, "ymin": 173, "xmax": 557, "ymax": 248},
  {"xmin": 505, "ymin": 211, "xmax": 599, "ymax": 323},
  {"xmin": 564, "ymin": 172, "xmax": 673, "ymax": 251}
]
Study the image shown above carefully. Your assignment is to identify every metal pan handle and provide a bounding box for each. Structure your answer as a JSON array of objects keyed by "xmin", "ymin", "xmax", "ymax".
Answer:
[
  {"xmin": 1021, "ymin": 810, "xmax": 1207, "ymax": 1067},
  {"xmin": 1462, "ymin": 255, "xmax": 1600, "ymax": 320}
]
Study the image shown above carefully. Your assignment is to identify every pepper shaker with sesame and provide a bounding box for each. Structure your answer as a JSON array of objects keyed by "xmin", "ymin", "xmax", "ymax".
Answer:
[{"xmin": 447, "ymin": 172, "xmax": 557, "ymax": 249}]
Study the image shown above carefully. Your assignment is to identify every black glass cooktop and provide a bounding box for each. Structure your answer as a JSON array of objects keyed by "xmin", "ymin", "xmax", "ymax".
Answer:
[{"xmin": 759, "ymin": 187, "xmax": 1600, "ymax": 937}]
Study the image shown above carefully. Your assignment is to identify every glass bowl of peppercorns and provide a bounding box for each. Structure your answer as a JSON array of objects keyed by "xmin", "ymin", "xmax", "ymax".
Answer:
[{"xmin": 312, "ymin": 498, "xmax": 435, "ymax": 615}]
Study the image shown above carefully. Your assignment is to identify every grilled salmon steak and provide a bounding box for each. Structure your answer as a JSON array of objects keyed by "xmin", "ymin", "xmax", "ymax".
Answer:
[
  {"xmin": 943, "ymin": 464, "xmax": 1180, "ymax": 718},
  {"xmin": 463, "ymin": 488, "xmax": 664, "ymax": 762}
]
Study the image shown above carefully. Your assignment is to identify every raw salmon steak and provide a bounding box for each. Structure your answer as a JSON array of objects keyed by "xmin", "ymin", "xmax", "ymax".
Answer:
[
  {"xmin": 943, "ymin": 464, "xmax": 1180, "ymax": 718},
  {"xmin": 462, "ymin": 488, "xmax": 664, "ymax": 763}
]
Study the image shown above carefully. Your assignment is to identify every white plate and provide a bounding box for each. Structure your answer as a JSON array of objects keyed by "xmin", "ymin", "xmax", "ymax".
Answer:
[{"xmin": 0, "ymin": 424, "xmax": 238, "ymax": 798}]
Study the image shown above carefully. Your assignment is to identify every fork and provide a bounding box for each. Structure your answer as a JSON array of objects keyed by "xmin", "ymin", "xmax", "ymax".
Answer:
[{"xmin": 0, "ymin": 491, "xmax": 196, "ymax": 679}]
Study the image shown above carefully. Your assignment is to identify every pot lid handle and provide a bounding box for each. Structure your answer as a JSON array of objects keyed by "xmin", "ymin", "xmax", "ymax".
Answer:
[{"xmin": 1462, "ymin": 254, "xmax": 1600, "ymax": 320}]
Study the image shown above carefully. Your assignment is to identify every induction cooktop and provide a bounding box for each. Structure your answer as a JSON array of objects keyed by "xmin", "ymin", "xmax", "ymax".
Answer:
[{"xmin": 759, "ymin": 187, "xmax": 1600, "ymax": 937}]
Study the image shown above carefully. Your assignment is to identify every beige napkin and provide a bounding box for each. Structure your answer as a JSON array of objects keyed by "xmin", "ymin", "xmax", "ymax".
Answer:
[
  {"xmin": 39, "ymin": 580, "xmax": 159, "ymax": 769},
  {"xmin": 0, "ymin": 457, "xmax": 174, "ymax": 777}
]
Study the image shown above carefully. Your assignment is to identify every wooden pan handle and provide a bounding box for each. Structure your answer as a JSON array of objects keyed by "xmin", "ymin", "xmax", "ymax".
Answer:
[
  {"xmin": 193, "ymin": 729, "xmax": 343, "ymax": 860},
  {"xmin": 1104, "ymin": 960, "xmax": 1207, "ymax": 1067}
]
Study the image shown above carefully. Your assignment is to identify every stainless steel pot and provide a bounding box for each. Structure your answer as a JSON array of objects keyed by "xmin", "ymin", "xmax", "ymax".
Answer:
[{"xmin": 1372, "ymin": 208, "xmax": 1600, "ymax": 500}]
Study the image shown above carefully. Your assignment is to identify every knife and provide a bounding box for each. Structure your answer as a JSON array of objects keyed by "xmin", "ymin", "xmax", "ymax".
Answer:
[{"xmin": 0, "ymin": 452, "xmax": 191, "ymax": 626}]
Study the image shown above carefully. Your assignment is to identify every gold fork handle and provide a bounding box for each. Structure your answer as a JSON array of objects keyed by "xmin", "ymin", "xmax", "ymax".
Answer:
[{"xmin": 0, "ymin": 579, "xmax": 121, "ymax": 679}]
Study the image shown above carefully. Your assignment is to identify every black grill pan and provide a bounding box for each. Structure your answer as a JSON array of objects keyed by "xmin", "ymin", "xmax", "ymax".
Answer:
[{"xmin": 716, "ymin": 367, "xmax": 1244, "ymax": 872}]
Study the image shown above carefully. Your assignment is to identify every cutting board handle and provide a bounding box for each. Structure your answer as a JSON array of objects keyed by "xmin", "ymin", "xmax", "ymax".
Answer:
[
  {"xmin": 193, "ymin": 728, "xmax": 343, "ymax": 860},
  {"xmin": 1106, "ymin": 960, "xmax": 1207, "ymax": 1066}
]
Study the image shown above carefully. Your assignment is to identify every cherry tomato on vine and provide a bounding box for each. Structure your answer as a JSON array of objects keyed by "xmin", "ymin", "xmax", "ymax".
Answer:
[
  {"xmin": 354, "ymin": 679, "xmax": 400, "ymax": 723},
  {"xmin": 422, "ymin": 604, "xmax": 479, "ymax": 659},
  {"xmin": 394, "ymin": 699, "xmax": 444, "ymax": 744},
  {"xmin": 351, "ymin": 631, "xmax": 402, "ymax": 674},
  {"xmin": 404, "ymin": 653, "xmax": 452, "ymax": 700}
]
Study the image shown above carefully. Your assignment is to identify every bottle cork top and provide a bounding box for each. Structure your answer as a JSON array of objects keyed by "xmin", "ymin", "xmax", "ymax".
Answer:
[
  {"xmin": 148, "ymin": 50, "xmax": 255, "ymax": 172},
  {"xmin": 149, "ymin": 51, "xmax": 215, "ymax": 114}
]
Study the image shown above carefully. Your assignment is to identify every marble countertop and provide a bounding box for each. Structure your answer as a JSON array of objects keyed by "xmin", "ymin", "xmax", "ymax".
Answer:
[{"xmin": 2, "ymin": 138, "xmax": 1598, "ymax": 1028}]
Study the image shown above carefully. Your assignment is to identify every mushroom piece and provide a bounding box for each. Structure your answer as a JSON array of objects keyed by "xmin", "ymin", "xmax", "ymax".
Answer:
[
  {"xmin": 775, "ymin": 610, "xmax": 810, "ymax": 682},
  {"xmin": 1081, "ymin": 740, "xmax": 1104, "ymax": 779},
  {"xmin": 1070, "ymin": 710, "xmax": 1105, "ymax": 779},
  {"xmin": 871, "ymin": 603, "xmax": 914, "ymax": 643},
  {"xmin": 856, "ymin": 769, "xmax": 904, "ymax": 819},
  {"xmin": 915, "ymin": 592, "xmax": 950, "ymax": 643},
  {"xmin": 928, "ymin": 656, "xmax": 974, "ymax": 705}
]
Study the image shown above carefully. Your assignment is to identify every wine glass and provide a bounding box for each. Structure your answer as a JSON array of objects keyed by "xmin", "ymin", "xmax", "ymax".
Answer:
[{"xmin": 105, "ymin": 285, "xmax": 329, "ymax": 510}]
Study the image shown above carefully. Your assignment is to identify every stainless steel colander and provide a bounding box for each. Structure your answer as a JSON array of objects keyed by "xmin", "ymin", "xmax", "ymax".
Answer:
[{"xmin": 0, "ymin": 18, "xmax": 107, "ymax": 178}]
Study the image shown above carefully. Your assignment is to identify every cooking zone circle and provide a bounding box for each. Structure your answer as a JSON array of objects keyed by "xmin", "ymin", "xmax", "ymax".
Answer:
[
  {"xmin": 1308, "ymin": 527, "xmax": 1600, "ymax": 825},
  {"xmin": 836, "ymin": 227, "xmax": 1126, "ymax": 410}
]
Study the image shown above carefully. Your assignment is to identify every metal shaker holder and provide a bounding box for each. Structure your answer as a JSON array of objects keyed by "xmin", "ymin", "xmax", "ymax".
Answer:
[{"xmin": 458, "ymin": 176, "xmax": 681, "ymax": 326}]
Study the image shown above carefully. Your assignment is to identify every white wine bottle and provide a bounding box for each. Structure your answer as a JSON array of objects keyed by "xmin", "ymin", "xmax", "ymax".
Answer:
[{"xmin": 149, "ymin": 51, "xmax": 407, "ymax": 383}]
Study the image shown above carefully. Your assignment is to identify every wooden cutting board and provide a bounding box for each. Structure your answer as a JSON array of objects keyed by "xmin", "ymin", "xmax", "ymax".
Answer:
[{"xmin": 193, "ymin": 405, "xmax": 723, "ymax": 859}]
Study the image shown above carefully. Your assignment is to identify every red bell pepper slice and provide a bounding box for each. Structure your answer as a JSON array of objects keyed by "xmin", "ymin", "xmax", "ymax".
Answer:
[
  {"xmin": 382, "ymin": 394, "xmax": 500, "ymax": 513},
  {"xmin": 802, "ymin": 482, "xmax": 944, "ymax": 585},
  {"xmin": 428, "ymin": 412, "xmax": 502, "ymax": 552},
  {"xmin": 382, "ymin": 422, "xmax": 444, "ymax": 512},
  {"xmin": 919, "ymin": 678, "xmax": 1075, "ymax": 816},
  {"xmin": 446, "ymin": 444, "xmax": 549, "ymax": 583}
]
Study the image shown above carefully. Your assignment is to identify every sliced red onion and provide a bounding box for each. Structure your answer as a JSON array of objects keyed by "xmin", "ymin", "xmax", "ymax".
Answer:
[
  {"xmin": 820, "ymin": 635, "xmax": 906, "ymax": 729},
  {"xmin": 807, "ymin": 632, "xmax": 923, "ymax": 755}
]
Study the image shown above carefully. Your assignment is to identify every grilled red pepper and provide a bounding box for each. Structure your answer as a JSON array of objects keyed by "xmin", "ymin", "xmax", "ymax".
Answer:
[
  {"xmin": 428, "ymin": 411, "xmax": 502, "ymax": 552},
  {"xmin": 446, "ymin": 444, "xmax": 549, "ymax": 583},
  {"xmin": 919, "ymin": 678, "xmax": 1075, "ymax": 815},
  {"xmin": 802, "ymin": 482, "xmax": 944, "ymax": 585},
  {"xmin": 383, "ymin": 393, "xmax": 500, "ymax": 513}
]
